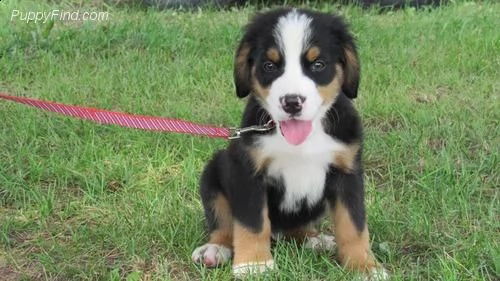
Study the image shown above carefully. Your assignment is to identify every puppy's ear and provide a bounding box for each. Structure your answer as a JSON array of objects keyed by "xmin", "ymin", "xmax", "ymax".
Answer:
[
  {"xmin": 234, "ymin": 40, "xmax": 253, "ymax": 98},
  {"xmin": 341, "ymin": 42, "xmax": 360, "ymax": 99},
  {"xmin": 330, "ymin": 16, "xmax": 360, "ymax": 99}
]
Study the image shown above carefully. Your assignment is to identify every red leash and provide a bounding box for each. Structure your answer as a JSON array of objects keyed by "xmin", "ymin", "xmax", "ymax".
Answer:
[{"xmin": 0, "ymin": 93, "xmax": 232, "ymax": 139}]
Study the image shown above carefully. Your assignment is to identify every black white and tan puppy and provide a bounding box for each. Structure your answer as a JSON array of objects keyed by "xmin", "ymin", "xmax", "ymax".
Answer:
[{"xmin": 192, "ymin": 8, "xmax": 387, "ymax": 279}]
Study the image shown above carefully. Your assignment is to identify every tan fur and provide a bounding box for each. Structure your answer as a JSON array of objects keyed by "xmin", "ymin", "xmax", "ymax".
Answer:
[
  {"xmin": 233, "ymin": 207, "xmax": 272, "ymax": 265},
  {"xmin": 331, "ymin": 201, "xmax": 378, "ymax": 272},
  {"xmin": 252, "ymin": 66, "xmax": 271, "ymax": 99},
  {"xmin": 343, "ymin": 47, "xmax": 359, "ymax": 89},
  {"xmin": 333, "ymin": 143, "xmax": 360, "ymax": 173},
  {"xmin": 305, "ymin": 46, "xmax": 321, "ymax": 62},
  {"xmin": 266, "ymin": 48, "xmax": 281, "ymax": 63},
  {"xmin": 235, "ymin": 43, "xmax": 251, "ymax": 87},
  {"xmin": 208, "ymin": 195, "xmax": 233, "ymax": 247},
  {"xmin": 318, "ymin": 64, "xmax": 343, "ymax": 105},
  {"xmin": 249, "ymin": 148, "xmax": 273, "ymax": 173},
  {"xmin": 282, "ymin": 226, "xmax": 319, "ymax": 244}
]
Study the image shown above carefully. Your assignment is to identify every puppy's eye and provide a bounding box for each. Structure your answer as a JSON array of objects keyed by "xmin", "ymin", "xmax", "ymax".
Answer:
[
  {"xmin": 263, "ymin": 61, "xmax": 278, "ymax": 72},
  {"xmin": 311, "ymin": 60, "xmax": 326, "ymax": 72}
]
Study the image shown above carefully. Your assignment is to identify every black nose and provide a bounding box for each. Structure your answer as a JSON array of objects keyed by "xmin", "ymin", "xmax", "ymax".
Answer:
[{"xmin": 281, "ymin": 94, "xmax": 305, "ymax": 115}]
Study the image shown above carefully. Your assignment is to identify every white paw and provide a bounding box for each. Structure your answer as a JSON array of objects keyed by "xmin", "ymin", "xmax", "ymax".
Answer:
[
  {"xmin": 232, "ymin": 259, "xmax": 275, "ymax": 278},
  {"xmin": 353, "ymin": 267, "xmax": 389, "ymax": 281},
  {"xmin": 367, "ymin": 267, "xmax": 389, "ymax": 281},
  {"xmin": 191, "ymin": 243, "xmax": 232, "ymax": 268},
  {"xmin": 303, "ymin": 233, "xmax": 337, "ymax": 251},
  {"xmin": 271, "ymin": 232, "xmax": 283, "ymax": 241}
]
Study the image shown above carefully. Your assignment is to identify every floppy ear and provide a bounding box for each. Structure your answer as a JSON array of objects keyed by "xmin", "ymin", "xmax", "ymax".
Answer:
[
  {"xmin": 330, "ymin": 16, "xmax": 361, "ymax": 99},
  {"xmin": 341, "ymin": 42, "xmax": 360, "ymax": 99},
  {"xmin": 234, "ymin": 40, "xmax": 253, "ymax": 98}
]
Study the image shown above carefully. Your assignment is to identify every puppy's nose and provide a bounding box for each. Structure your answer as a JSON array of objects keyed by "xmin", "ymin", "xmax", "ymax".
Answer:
[{"xmin": 280, "ymin": 94, "xmax": 306, "ymax": 115}]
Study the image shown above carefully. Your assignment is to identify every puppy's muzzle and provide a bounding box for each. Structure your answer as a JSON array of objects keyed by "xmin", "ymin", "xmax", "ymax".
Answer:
[{"xmin": 280, "ymin": 94, "xmax": 306, "ymax": 116}]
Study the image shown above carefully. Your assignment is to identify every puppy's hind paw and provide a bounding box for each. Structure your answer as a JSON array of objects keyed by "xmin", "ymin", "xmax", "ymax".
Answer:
[
  {"xmin": 191, "ymin": 243, "xmax": 232, "ymax": 268},
  {"xmin": 303, "ymin": 233, "xmax": 337, "ymax": 252}
]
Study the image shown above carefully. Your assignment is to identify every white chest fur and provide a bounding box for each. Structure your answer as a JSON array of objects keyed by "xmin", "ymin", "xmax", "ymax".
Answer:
[{"xmin": 257, "ymin": 123, "xmax": 346, "ymax": 213}]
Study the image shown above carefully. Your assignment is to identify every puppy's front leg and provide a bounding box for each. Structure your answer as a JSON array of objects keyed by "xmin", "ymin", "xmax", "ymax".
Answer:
[
  {"xmin": 232, "ymin": 206, "xmax": 273, "ymax": 277},
  {"xmin": 230, "ymin": 185, "xmax": 273, "ymax": 277},
  {"xmin": 327, "ymin": 171, "xmax": 388, "ymax": 280}
]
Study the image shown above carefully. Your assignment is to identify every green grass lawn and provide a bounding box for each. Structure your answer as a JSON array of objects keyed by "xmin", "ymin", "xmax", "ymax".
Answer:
[{"xmin": 0, "ymin": 0, "xmax": 499, "ymax": 280}]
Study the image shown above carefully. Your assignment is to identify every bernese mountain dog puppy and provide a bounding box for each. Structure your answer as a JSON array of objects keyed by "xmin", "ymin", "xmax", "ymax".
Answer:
[{"xmin": 192, "ymin": 8, "xmax": 388, "ymax": 279}]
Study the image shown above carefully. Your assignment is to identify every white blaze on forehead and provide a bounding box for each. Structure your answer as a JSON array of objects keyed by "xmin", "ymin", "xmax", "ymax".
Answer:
[
  {"xmin": 267, "ymin": 10, "xmax": 321, "ymax": 122},
  {"xmin": 273, "ymin": 10, "xmax": 312, "ymax": 66}
]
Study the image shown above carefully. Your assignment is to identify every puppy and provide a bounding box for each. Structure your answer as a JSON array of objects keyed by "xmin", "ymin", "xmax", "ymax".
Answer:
[{"xmin": 192, "ymin": 8, "xmax": 387, "ymax": 279}]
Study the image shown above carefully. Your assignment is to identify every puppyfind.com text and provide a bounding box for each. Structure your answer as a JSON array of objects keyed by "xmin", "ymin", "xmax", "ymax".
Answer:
[{"xmin": 11, "ymin": 9, "xmax": 110, "ymax": 23}]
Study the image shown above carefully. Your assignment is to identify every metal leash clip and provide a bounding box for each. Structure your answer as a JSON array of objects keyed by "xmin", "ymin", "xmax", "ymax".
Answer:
[{"xmin": 228, "ymin": 120, "xmax": 275, "ymax": 140}]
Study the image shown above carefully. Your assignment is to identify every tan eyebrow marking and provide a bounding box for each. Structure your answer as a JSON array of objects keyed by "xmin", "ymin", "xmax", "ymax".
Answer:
[
  {"xmin": 266, "ymin": 48, "xmax": 281, "ymax": 63},
  {"xmin": 305, "ymin": 46, "xmax": 321, "ymax": 62}
]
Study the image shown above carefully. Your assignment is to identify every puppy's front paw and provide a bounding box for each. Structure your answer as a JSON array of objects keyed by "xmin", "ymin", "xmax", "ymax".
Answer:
[
  {"xmin": 303, "ymin": 233, "xmax": 337, "ymax": 251},
  {"xmin": 366, "ymin": 267, "xmax": 389, "ymax": 281},
  {"xmin": 353, "ymin": 267, "xmax": 389, "ymax": 281},
  {"xmin": 191, "ymin": 243, "xmax": 232, "ymax": 268},
  {"xmin": 232, "ymin": 259, "xmax": 275, "ymax": 278}
]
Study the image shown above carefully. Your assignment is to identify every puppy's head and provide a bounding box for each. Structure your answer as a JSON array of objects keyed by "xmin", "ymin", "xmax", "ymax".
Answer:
[{"xmin": 234, "ymin": 9, "xmax": 360, "ymax": 145}]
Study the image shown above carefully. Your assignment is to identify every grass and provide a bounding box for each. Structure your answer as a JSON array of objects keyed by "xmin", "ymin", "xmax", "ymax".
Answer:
[{"xmin": 0, "ymin": 0, "xmax": 499, "ymax": 280}]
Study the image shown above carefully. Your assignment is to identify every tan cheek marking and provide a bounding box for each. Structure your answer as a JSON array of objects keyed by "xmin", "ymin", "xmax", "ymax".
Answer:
[
  {"xmin": 253, "ymin": 80, "xmax": 270, "ymax": 100},
  {"xmin": 233, "ymin": 207, "xmax": 272, "ymax": 265},
  {"xmin": 317, "ymin": 64, "xmax": 343, "ymax": 105},
  {"xmin": 251, "ymin": 66, "xmax": 270, "ymax": 100},
  {"xmin": 333, "ymin": 143, "xmax": 360, "ymax": 173},
  {"xmin": 208, "ymin": 194, "xmax": 233, "ymax": 247},
  {"xmin": 331, "ymin": 201, "xmax": 377, "ymax": 272},
  {"xmin": 266, "ymin": 48, "xmax": 280, "ymax": 63},
  {"xmin": 306, "ymin": 46, "xmax": 321, "ymax": 62}
]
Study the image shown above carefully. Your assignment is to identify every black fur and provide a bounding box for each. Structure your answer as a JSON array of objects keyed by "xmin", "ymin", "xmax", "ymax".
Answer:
[
  {"xmin": 201, "ymin": 8, "xmax": 366, "ymax": 238},
  {"xmin": 234, "ymin": 9, "xmax": 360, "ymax": 100}
]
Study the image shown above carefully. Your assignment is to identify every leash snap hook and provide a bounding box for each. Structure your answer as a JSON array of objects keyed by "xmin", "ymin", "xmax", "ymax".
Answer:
[{"xmin": 228, "ymin": 120, "xmax": 274, "ymax": 140}]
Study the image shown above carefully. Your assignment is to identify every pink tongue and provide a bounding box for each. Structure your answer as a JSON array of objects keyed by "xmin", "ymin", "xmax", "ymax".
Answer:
[{"xmin": 279, "ymin": 120, "xmax": 313, "ymax": 145}]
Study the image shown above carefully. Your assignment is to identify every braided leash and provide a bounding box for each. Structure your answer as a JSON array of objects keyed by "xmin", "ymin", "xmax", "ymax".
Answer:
[{"xmin": 0, "ymin": 93, "xmax": 233, "ymax": 139}]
